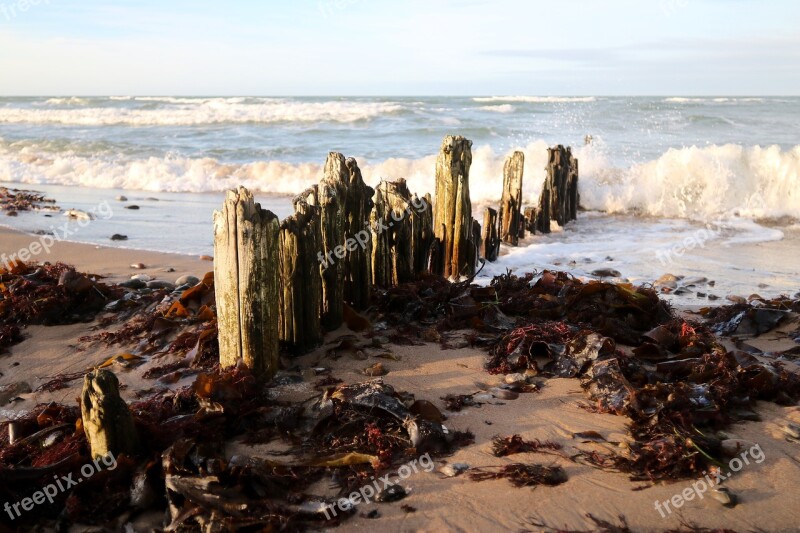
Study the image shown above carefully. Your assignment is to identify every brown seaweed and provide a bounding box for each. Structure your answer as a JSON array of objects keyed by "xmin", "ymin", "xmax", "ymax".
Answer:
[{"xmin": 469, "ymin": 463, "xmax": 567, "ymax": 487}]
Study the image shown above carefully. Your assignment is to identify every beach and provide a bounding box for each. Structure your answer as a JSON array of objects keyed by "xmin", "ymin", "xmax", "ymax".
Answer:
[{"xmin": 1, "ymin": 223, "xmax": 799, "ymax": 532}]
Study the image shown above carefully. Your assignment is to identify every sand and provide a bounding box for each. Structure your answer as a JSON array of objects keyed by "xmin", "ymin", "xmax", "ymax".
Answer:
[{"xmin": 1, "ymin": 226, "xmax": 799, "ymax": 532}]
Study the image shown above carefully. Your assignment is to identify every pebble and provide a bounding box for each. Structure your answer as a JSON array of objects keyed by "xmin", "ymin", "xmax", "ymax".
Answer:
[
  {"xmin": 175, "ymin": 275, "xmax": 199, "ymax": 287},
  {"xmin": 130, "ymin": 263, "xmax": 146, "ymax": 269},
  {"xmin": 488, "ymin": 388, "xmax": 519, "ymax": 400},
  {"xmin": 450, "ymin": 338, "xmax": 470, "ymax": 349},
  {"xmin": 474, "ymin": 393, "xmax": 493, "ymax": 402},
  {"xmin": 147, "ymin": 280, "xmax": 176, "ymax": 290},
  {"xmin": 726, "ymin": 295, "xmax": 747, "ymax": 305},
  {"xmin": 592, "ymin": 268, "xmax": 621, "ymax": 278},
  {"xmin": 782, "ymin": 423, "xmax": 800, "ymax": 440},
  {"xmin": 163, "ymin": 267, "xmax": 176, "ymax": 273},
  {"xmin": 439, "ymin": 463, "xmax": 470, "ymax": 477},
  {"xmin": 710, "ymin": 487, "xmax": 737, "ymax": 508},
  {"xmin": 720, "ymin": 439, "xmax": 756, "ymax": 457},
  {"xmin": 375, "ymin": 484, "xmax": 407, "ymax": 503},
  {"xmin": 504, "ymin": 373, "xmax": 527, "ymax": 384},
  {"xmin": 199, "ymin": 255, "xmax": 214, "ymax": 262},
  {"xmin": 116, "ymin": 196, "xmax": 128, "ymax": 201},
  {"xmin": 119, "ymin": 279, "xmax": 146, "ymax": 289},
  {"xmin": 125, "ymin": 205, "xmax": 140, "ymax": 210},
  {"xmin": 131, "ymin": 274, "xmax": 152, "ymax": 282},
  {"xmin": 110, "ymin": 234, "xmax": 128, "ymax": 241},
  {"xmin": 363, "ymin": 362, "xmax": 387, "ymax": 377},
  {"xmin": 654, "ymin": 274, "xmax": 680, "ymax": 289}
]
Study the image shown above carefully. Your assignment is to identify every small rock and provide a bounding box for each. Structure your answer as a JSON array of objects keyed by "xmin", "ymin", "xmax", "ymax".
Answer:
[
  {"xmin": 119, "ymin": 279, "xmax": 146, "ymax": 289},
  {"xmin": 116, "ymin": 196, "xmax": 128, "ymax": 202},
  {"xmin": 726, "ymin": 295, "xmax": 747, "ymax": 305},
  {"xmin": 474, "ymin": 393, "xmax": 493, "ymax": 402},
  {"xmin": 757, "ymin": 283, "xmax": 769, "ymax": 289},
  {"xmin": 199, "ymin": 255, "xmax": 214, "ymax": 262},
  {"xmin": 175, "ymin": 275, "xmax": 200, "ymax": 287},
  {"xmin": 110, "ymin": 234, "xmax": 128, "ymax": 241},
  {"xmin": 130, "ymin": 263, "xmax": 146, "ymax": 269},
  {"xmin": 505, "ymin": 373, "xmax": 527, "ymax": 385},
  {"xmin": 363, "ymin": 363, "xmax": 387, "ymax": 377},
  {"xmin": 720, "ymin": 439, "xmax": 756, "ymax": 457},
  {"xmin": 592, "ymin": 268, "xmax": 621, "ymax": 278},
  {"xmin": 708, "ymin": 294, "xmax": 719, "ymax": 301},
  {"xmin": 710, "ymin": 487, "xmax": 737, "ymax": 508},
  {"xmin": 489, "ymin": 387, "xmax": 519, "ymax": 400},
  {"xmin": 163, "ymin": 267, "xmax": 176, "ymax": 273},
  {"xmin": 697, "ymin": 292, "xmax": 707, "ymax": 298},
  {"xmin": 439, "ymin": 463, "xmax": 470, "ymax": 477},
  {"xmin": 655, "ymin": 274, "xmax": 680, "ymax": 289},
  {"xmin": 375, "ymin": 484, "xmax": 407, "ymax": 503},
  {"xmin": 450, "ymin": 338, "xmax": 470, "ymax": 349},
  {"xmin": 147, "ymin": 280, "xmax": 176, "ymax": 290},
  {"xmin": 125, "ymin": 205, "xmax": 140, "ymax": 210},
  {"xmin": 782, "ymin": 423, "xmax": 800, "ymax": 440},
  {"xmin": 131, "ymin": 274, "xmax": 152, "ymax": 282}
]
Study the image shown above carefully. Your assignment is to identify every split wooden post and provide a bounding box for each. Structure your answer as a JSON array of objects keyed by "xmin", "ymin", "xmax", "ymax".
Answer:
[
  {"xmin": 536, "ymin": 185, "xmax": 551, "ymax": 234},
  {"xmin": 371, "ymin": 179, "xmax": 428, "ymax": 287},
  {"xmin": 279, "ymin": 199, "xmax": 323, "ymax": 354},
  {"xmin": 213, "ymin": 187, "xmax": 280, "ymax": 380},
  {"xmin": 499, "ymin": 151, "xmax": 524, "ymax": 246},
  {"xmin": 318, "ymin": 153, "xmax": 348, "ymax": 331},
  {"xmin": 482, "ymin": 207, "xmax": 500, "ymax": 262},
  {"xmin": 81, "ymin": 369, "xmax": 139, "ymax": 459},
  {"xmin": 545, "ymin": 145, "xmax": 579, "ymax": 227},
  {"xmin": 523, "ymin": 206, "xmax": 537, "ymax": 236},
  {"xmin": 432, "ymin": 135, "xmax": 476, "ymax": 279},
  {"xmin": 342, "ymin": 158, "xmax": 374, "ymax": 310}
]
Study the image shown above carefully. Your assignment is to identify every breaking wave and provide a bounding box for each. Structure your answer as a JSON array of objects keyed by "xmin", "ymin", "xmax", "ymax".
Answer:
[
  {"xmin": 1, "ymin": 141, "xmax": 797, "ymax": 222},
  {"xmin": 473, "ymin": 96, "xmax": 596, "ymax": 103}
]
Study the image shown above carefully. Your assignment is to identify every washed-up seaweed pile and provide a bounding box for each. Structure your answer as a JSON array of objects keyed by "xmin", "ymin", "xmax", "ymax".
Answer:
[
  {"xmin": 373, "ymin": 271, "xmax": 800, "ymax": 482},
  {"xmin": 0, "ymin": 367, "xmax": 471, "ymax": 530},
  {"xmin": 700, "ymin": 294, "xmax": 798, "ymax": 336},
  {"xmin": 0, "ymin": 261, "xmax": 123, "ymax": 354},
  {"xmin": 0, "ymin": 187, "xmax": 58, "ymax": 215}
]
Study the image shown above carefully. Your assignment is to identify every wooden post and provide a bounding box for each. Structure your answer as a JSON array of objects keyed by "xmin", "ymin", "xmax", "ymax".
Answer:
[
  {"xmin": 371, "ymin": 179, "xmax": 418, "ymax": 287},
  {"xmin": 411, "ymin": 193, "xmax": 434, "ymax": 275},
  {"xmin": 545, "ymin": 145, "xmax": 579, "ymax": 227},
  {"xmin": 213, "ymin": 187, "xmax": 280, "ymax": 380},
  {"xmin": 523, "ymin": 206, "xmax": 537, "ymax": 236},
  {"xmin": 318, "ymin": 153, "xmax": 348, "ymax": 331},
  {"xmin": 81, "ymin": 369, "xmax": 139, "ymax": 459},
  {"xmin": 482, "ymin": 207, "xmax": 500, "ymax": 262},
  {"xmin": 499, "ymin": 151, "xmax": 524, "ymax": 246},
  {"xmin": 432, "ymin": 135, "xmax": 476, "ymax": 279},
  {"xmin": 537, "ymin": 185, "xmax": 551, "ymax": 234},
  {"xmin": 342, "ymin": 158, "xmax": 374, "ymax": 310},
  {"xmin": 279, "ymin": 200, "xmax": 323, "ymax": 354}
]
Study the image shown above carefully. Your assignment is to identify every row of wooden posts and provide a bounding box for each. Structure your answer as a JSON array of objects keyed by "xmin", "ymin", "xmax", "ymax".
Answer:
[{"xmin": 214, "ymin": 136, "xmax": 579, "ymax": 379}]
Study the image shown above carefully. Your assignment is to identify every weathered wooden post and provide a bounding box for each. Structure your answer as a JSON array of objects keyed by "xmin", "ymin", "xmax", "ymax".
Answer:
[
  {"xmin": 567, "ymin": 150, "xmax": 579, "ymax": 222},
  {"xmin": 499, "ymin": 151, "xmax": 524, "ymax": 246},
  {"xmin": 372, "ymin": 180, "xmax": 413, "ymax": 287},
  {"xmin": 432, "ymin": 135, "xmax": 476, "ymax": 279},
  {"xmin": 342, "ymin": 158, "xmax": 374, "ymax": 310},
  {"xmin": 411, "ymin": 193, "xmax": 434, "ymax": 275},
  {"xmin": 482, "ymin": 207, "xmax": 500, "ymax": 262},
  {"xmin": 536, "ymin": 185, "xmax": 551, "ymax": 234},
  {"xmin": 523, "ymin": 206, "xmax": 537, "ymax": 236},
  {"xmin": 279, "ymin": 200, "xmax": 323, "ymax": 354},
  {"xmin": 545, "ymin": 145, "xmax": 579, "ymax": 227},
  {"xmin": 213, "ymin": 187, "xmax": 280, "ymax": 380},
  {"xmin": 318, "ymin": 153, "xmax": 348, "ymax": 330},
  {"xmin": 81, "ymin": 369, "xmax": 139, "ymax": 459}
]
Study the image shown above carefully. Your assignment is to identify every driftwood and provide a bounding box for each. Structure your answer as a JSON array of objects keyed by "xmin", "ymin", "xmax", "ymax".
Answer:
[
  {"xmin": 432, "ymin": 135, "xmax": 476, "ymax": 279},
  {"xmin": 342, "ymin": 158, "xmax": 374, "ymax": 310},
  {"xmin": 499, "ymin": 151, "xmax": 524, "ymax": 246},
  {"xmin": 213, "ymin": 187, "xmax": 280, "ymax": 380},
  {"xmin": 545, "ymin": 145, "xmax": 579, "ymax": 227},
  {"xmin": 318, "ymin": 153, "xmax": 348, "ymax": 330},
  {"xmin": 279, "ymin": 200, "xmax": 323, "ymax": 354},
  {"xmin": 81, "ymin": 369, "xmax": 139, "ymax": 459},
  {"xmin": 482, "ymin": 207, "xmax": 500, "ymax": 262},
  {"xmin": 371, "ymin": 179, "xmax": 429, "ymax": 287}
]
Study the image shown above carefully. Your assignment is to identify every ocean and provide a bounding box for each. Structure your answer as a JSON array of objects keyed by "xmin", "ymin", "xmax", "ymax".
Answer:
[{"xmin": 0, "ymin": 96, "xmax": 798, "ymax": 302}]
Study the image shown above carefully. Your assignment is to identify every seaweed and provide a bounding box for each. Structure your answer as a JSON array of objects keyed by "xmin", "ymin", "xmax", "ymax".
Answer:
[
  {"xmin": 491, "ymin": 435, "xmax": 563, "ymax": 457},
  {"xmin": 469, "ymin": 463, "xmax": 567, "ymax": 487}
]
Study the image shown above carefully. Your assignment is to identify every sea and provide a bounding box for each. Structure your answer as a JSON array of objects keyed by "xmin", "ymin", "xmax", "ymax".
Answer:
[{"xmin": 0, "ymin": 96, "xmax": 798, "ymax": 303}]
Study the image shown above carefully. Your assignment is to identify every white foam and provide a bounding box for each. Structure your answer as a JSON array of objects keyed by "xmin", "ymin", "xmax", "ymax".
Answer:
[
  {"xmin": 1, "ymin": 141, "xmax": 797, "ymax": 223},
  {"xmin": 477, "ymin": 104, "xmax": 515, "ymax": 113},
  {"xmin": 473, "ymin": 96, "xmax": 596, "ymax": 103},
  {"xmin": 0, "ymin": 99, "xmax": 404, "ymax": 125}
]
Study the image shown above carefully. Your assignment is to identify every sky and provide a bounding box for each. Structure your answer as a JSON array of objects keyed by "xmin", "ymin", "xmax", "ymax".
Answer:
[{"xmin": 0, "ymin": 0, "xmax": 798, "ymax": 96}]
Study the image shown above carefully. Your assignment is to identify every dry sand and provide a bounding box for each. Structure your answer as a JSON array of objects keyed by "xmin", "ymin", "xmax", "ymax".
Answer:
[{"xmin": 1, "ymin": 226, "xmax": 799, "ymax": 532}]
